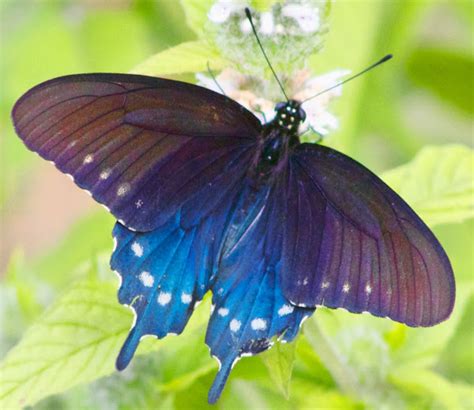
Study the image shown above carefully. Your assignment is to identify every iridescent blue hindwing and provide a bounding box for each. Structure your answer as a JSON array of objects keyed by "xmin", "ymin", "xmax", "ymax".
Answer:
[
  {"xmin": 111, "ymin": 206, "xmax": 228, "ymax": 370},
  {"xmin": 205, "ymin": 182, "xmax": 314, "ymax": 403}
]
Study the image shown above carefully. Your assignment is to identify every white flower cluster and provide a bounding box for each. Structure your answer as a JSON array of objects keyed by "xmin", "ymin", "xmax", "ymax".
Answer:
[
  {"xmin": 202, "ymin": 0, "xmax": 346, "ymax": 138},
  {"xmin": 197, "ymin": 67, "xmax": 350, "ymax": 136},
  {"xmin": 208, "ymin": 1, "xmax": 321, "ymax": 35}
]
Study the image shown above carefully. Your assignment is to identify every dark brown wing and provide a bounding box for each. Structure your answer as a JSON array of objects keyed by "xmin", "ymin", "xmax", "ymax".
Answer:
[
  {"xmin": 12, "ymin": 73, "xmax": 262, "ymax": 231},
  {"xmin": 280, "ymin": 143, "xmax": 455, "ymax": 327}
]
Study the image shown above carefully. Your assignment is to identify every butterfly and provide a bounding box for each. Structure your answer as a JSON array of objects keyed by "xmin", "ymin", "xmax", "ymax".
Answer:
[{"xmin": 11, "ymin": 16, "xmax": 455, "ymax": 402}]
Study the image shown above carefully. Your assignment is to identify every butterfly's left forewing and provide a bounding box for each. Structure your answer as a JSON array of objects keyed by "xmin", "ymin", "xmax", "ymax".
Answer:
[
  {"xmin": 12, "ymin": 73, "xmax": 261, "ymax": 232},
  {"xmin": 280, "ymin": 143, "xmax": 455, "ymax": 327}
]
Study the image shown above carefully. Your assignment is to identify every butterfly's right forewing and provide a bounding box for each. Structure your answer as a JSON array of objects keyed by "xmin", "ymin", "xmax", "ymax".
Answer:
[{"xmin": 280, "ymin": 143, "xmax": 455, "ymax": 327}]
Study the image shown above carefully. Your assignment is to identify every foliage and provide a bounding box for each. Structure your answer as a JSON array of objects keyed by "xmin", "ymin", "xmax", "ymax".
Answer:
[{"xmin": 1, "ymin": 0, "xmax": 473, "ymax": 409}]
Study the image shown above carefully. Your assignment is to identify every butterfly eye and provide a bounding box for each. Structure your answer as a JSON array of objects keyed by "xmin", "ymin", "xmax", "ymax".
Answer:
[
  {"xmin": 298, "ymin": 107, "xmax": 307, "ymax": 122},
  {"xmin": 275, "ymin": 102, "xmax": 286, "ymax": 111}
]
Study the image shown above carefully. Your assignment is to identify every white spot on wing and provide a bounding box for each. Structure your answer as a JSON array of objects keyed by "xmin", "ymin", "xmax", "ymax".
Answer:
[
  {"xmin": 251, "ymin": 318, "xmax": 267, "ymax": 330},
  {"xmin": 181, "ymin": 293, "xmax": 192, "ymax": 304},
  {"xmin": 100, "ymin": 168, "xmax": 111, "ymax": 180},
  {"xmin": 342, "ymin": 283, "xmax": 350, "ymax": 293},
  {"xmin": 321, "ymin": 281, "xmax": 330, "ymax": 289},
  {"xmin": 157, "ymin": 292, "xmax": 172, "ymax": 306},
  {"xmin": 131, "ymin": 241, "xmax": 143, "ymax": 257},
  {"xmin": 365, "ymin": 283, "xmax": 372, "ymax": 294},
  {"xmin": 135, "ymin": 199, "xmax": 143, "ymax": 208},
  {"xmin": 218, "ymin": 308, "xmax": 229, "ymax": 317},
  {"xmin": 112, "ymin": 237, "xmax": 117, "ymax": 252},
  {"xmin": 278, "ymin": 304, "xmax": 294, "ymax": 316},
  {"xmin": 117, "ymin": 182, "xmax": 131, "ymax": 196},
  {"xmin": 83, "ymin": 154, "xmax": 94, "ymax": 164},
  {"xmin": 139, "ymin": 271, "xmax": 154, "ymax": 287},
  {"xmin": 230, "ymin": 319, "xmax": 241, "ymax": 332}
]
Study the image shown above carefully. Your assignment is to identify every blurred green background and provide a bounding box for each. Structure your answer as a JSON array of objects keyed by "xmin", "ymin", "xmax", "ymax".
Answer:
[{"xmin": 0, "ymin": 0, "xmax": 473, "ymax": 409}]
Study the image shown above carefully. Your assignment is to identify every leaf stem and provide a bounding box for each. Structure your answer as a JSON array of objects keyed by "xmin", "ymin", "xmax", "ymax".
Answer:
[{"xmin": 303, "ymin": 317, "xmax": 360, "ymax": 397}]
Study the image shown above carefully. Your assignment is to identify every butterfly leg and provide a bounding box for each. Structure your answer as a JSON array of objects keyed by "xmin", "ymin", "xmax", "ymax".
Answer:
[{"xmin": 300, "ymin": 125, "xmax": 324, "ymax": 143}]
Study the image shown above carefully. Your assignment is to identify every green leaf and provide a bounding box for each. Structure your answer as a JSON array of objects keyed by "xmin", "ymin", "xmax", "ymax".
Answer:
[
  {"xmin": 381, "ymin": 144, "xmax": 474, "ymax": 227},
  {"xmin": 291, "ymin": 379, "xmax": 360, "ymax": 410},
  {"xmin": 130, "ymin": 40, "xmax": 227, "ymax": 76},
  {"xmin": 0, "ymin": 280, "xmax": 128, "ymax": 409},
  {"xmin": 260, "ymin": 340, "xmax": 298, "ymax": 399},
  {"xmin": 303, "ymin": 315, "xmax": 360, "ymax": 398},
  {"xmin": 438, "ymin": 293, "xmax": 474, "ymax": 383},
  {"xmin": 406, "ymin": 47, "xmax": 474, "ymax": 115},
  {"xmin": 179, "ymin": 0, "xmax": 214, "ymax": 36},
  {"xmin": 158, "ymin": 362, "xmax": 215, "ymax": 394},
  {"xmin": 0, "ymin": 278, "xmax": 210, "ymax": 408},
  {"xmin": 390, "ymin": 368, "xmax": 469, "ymax": 410}
]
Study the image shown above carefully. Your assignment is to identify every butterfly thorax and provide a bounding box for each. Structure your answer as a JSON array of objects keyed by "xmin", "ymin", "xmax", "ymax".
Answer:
[{"xmin": 253, "ymin": 100, "xmax": 305, "ymax": 181}]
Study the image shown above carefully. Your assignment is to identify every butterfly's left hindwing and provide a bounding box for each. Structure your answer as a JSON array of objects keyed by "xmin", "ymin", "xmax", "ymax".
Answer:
[
  {"xmin": 111, "ymin": 189, "xmax": 238, "ymax": 370},
  {"xmin": 281, "ymin": 143, "xmax": 455, "ymax": 327}
]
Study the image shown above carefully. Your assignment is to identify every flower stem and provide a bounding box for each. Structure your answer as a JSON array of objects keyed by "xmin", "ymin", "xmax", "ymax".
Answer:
[{"xmin": 303, "ymin": 317, "xmax": 360, "ymax": 397}]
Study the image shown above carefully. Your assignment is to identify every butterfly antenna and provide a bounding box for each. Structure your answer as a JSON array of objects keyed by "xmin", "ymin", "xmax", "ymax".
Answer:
[
  {"xmin": 301, "ymin": 54, "xmax": 393, "ymax": 104},
  {"xmin": 245, "ymin": 7, "xmax": 289, "ymax": 101},
  {"xmin": 207, "ymin": 61, "xmax": 227, "ymax": 96}
]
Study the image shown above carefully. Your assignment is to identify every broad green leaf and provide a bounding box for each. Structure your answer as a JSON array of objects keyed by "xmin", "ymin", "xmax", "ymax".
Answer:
[
  {"xmin": 179, "ymin": 0, "xmax": 214, "ymax": 36},
  {"xmin": 0, "ymin": 280, "xmax": 129, "ymax": 409},
  {"xmin": 438, "ymin": 293, "xmax": 474, "ymax": 383},
  {"xmin": 291, "ymin": 379, "xmax": 360, "ymax": 410},
  {"xmin": 303, "ymin": 314, "xmax": 360, "ymax": 398},
  {"xmin": 390, "ymin": 368, "xmax": 469, "ymax": 410},
  {"xmin": 158, "ymin": 363, "xmax": 215, "ymax": 394},
  {"xmin": 130, "ymin": 40, "xmax": 227, "ymax": 76},
  {"xmin": 0, "ymin": 278, "xmax": 210, "ymax": 408},
  {"xmin": 382, "ymin": 144, "xmax": 474, "ymax": 227},
  {"xmin": 406, "ymin": 47, "xmax": 474, "ymax": 115},
  {"xmin": 260, "ymin": 340, "xmax": 298, "ymax": 399},
  {"xmin": 295, "ymin": 337, "xmax": 334, "ymax": 387}
]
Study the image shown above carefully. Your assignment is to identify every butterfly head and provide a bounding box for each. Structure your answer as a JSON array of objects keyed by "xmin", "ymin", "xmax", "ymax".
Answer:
[{"xmin": 274, "ymin": 100, "xmax": 306, "ymax": 133}]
